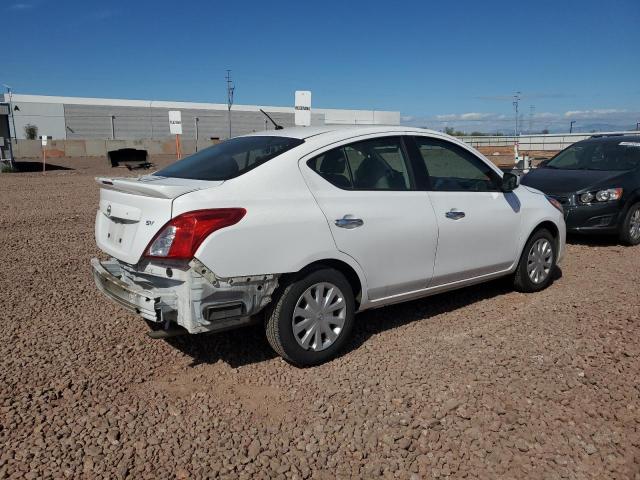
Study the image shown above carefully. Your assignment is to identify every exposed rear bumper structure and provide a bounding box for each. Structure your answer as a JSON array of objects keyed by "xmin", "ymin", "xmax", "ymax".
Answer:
[
  {"xmin": 91, "ymin": 257, "xmax": 279, "ymax": 335},
  {"xmin": 91, "ymin": 258, "xmax": 160, "ymax": 321}
]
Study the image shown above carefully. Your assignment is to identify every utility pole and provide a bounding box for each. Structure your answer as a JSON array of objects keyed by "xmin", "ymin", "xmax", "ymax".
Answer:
[
  {"xmin": 3, "ymin": 84, "xmax": 16, "ymax": 167},
  {"xmin": 512, "ymin": 92, "xmax": 521, "ymax": 137},
  {"xmin": 226, "ymin": 70, "xmax": 235, "ymax": 139},
  {"xmin": 570, "ymin": 120, "xmax": 576, "ymax": 134},
  {"xmin": 3, "ymin": 85, "xmax": 17, "ymax": 141},
  {"xmin": 512, "ymin": 92, "xmax": 521, "ymax": 161}
]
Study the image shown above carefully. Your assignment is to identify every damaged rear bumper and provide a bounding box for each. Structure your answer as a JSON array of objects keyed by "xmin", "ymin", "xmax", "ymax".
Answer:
[
  {"xmin": 91, "ymin": 258, "xmax": 162, "ymax": 321},
  {"xmin": 90, "ymin": 257, "xmax": 278, "ymax": 334}
]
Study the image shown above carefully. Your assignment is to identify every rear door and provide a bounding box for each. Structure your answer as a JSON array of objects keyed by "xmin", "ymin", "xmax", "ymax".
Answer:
[
  {"xmin": 408, "ymin": 135, "xmax": 522, "ymax": 285},
  {"xmin": 300, "ymin": 135, "xmax": 438, "ymax": 300}
]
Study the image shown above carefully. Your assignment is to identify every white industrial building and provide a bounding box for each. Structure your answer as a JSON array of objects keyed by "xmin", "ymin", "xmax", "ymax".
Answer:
[{"xmin": 1, "ymin": 94, "xmax": 400, "ymax": 141}]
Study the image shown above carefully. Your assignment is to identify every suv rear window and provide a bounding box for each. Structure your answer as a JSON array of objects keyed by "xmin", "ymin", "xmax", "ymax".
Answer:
[{"xmin": 154, "ymin": 136, "xmax": 304, "ymax": 180}]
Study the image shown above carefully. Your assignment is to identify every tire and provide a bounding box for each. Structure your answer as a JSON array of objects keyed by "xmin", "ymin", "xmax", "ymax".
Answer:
[
  {"xmin": 513, "ymin": 228, "xmax": 557, "ymax": 293},
  {"xmin": 265, "ymin": 268, "xmax": 355, "ymax": 367},
  {"xmin": 619, "ymin": 202, "xmax": 640, "ymax": 246}
]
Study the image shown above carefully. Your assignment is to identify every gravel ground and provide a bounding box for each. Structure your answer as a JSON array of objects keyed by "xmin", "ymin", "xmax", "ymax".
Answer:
[{"xmin": 1, "ymin": 157, "xmax": 639, "ymax": 479}]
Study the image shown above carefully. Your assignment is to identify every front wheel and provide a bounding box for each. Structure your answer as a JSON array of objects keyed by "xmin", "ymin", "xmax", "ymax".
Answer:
[
  {"xmin": 619, "ymin": 202, "xmax": 640, "ymax": 246},
  {"xmin": 265, "ymin": 268, "xmax": 355, "ymax": 367},
  {"xmin": 513, "ymin": 228, "xmax": 557, "ymax": 293}
]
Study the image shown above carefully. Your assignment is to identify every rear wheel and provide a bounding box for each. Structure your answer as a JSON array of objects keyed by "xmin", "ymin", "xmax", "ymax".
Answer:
[
  {"xmin": 619, "ymin": 202, "xmax": 640, "ymax": 246},
  {"xmin": 265, "ymin": 268, "xmax": 355, "ymax": 367},
  {"xmin": 513, "ymin": 228, "xmax": 557, "ymax": 293}
]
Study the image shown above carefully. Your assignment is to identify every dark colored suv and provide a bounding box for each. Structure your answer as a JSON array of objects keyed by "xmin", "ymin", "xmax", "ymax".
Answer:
[{"xmin": 521, "ymin": 134, "xmax": 640, "ymax": 245}]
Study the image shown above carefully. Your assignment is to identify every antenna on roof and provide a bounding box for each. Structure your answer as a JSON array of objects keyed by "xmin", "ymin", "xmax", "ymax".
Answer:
[{"xmin": 260, "ymin": 109, "xmax": 283, "ymax": 130}]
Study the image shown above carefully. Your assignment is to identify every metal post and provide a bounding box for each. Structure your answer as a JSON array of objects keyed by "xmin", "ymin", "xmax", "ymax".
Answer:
[
  {"xmin": 194, "ymin": 117, "xmax": 199, "ymax": 152},
  {"xmin": 111, "ymin": 115, "xmax": 116, "ymax": 140},
  {"xmin": 570, "ymin": 120, "xmax": 576, "ymax": 134},
  {"xmin": 149, "ymin": 105, "xmax": 154, "ymax": 139}
]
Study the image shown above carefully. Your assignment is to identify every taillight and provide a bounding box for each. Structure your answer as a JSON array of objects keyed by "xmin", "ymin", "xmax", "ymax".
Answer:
[{"xmin": 144, "ymin": 208, "xmax": 246, "ymax": 260}]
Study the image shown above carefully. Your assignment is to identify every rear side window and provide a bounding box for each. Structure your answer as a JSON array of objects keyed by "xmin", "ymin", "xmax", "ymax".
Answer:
[
  {"xmin": 154, "ymin": 136, "xmax": 304, "ymax": 181},
  {"xmin": 307, "ymin": 148, "xmax": 352, "ymax": 189},
  {"xmin": 413, "ymin": 136, "xmax": 499, "ymax": 192},
  {"xmin": 308, "ymin": 136, "xmax": 412, "ymax": 190}
]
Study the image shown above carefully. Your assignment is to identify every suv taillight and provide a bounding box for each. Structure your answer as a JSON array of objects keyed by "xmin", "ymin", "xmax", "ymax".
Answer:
[{"xmin": 144, "ymin": 208, "xmax": 246, "ymax": 260}]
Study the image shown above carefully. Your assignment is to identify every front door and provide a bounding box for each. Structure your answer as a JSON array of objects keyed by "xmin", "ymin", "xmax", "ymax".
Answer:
[
  {"xmin": 300, "ymin": 135, "xmax": 439, "ymax": 300},
  {"xmin": 410, "ymin": 135, "xmax": 522, "ymax": 285}
]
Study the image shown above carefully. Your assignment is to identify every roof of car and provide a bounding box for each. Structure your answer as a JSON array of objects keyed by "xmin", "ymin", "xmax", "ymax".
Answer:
[
  {"xmin": 241, "ymin": 125, "xmax": 441, "ymax": 140},
  {"xmin": 584, "ymin": 133, "xmax": 640, "ymax": 143}
]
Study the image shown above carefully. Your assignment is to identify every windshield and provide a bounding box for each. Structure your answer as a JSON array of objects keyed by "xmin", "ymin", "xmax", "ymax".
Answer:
[
  {"xmin": 546, "ymin": 140, "xmax": 640, "ymax": 171},
  {"xmin": 154, "ymin": 136, "xmax": 304, "ymax": 181}
]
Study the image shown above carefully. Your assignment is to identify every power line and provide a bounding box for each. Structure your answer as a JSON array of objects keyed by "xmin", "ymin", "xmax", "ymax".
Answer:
[{"xmin": 529, "ymin": 105, "xmax": 535, "ymax": 133}]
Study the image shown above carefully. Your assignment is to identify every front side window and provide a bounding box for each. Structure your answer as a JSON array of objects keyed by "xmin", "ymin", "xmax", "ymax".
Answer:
[
  {"xmin": 413, "ymin": 136, "xmax": 499, "ymax": 192},
  {"xmin": 154, "ymin": 136, "xmax": 304, "ymax": 181},
  {"xmin": 308, "ymin": 136, "xmax": 412, "ymax": 191}
]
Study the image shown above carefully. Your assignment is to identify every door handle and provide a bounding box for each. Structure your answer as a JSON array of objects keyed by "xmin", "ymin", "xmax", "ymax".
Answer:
[
  {"xmin": 445, "ymin": 209, "xmax": 466, "ymax": 220},
  {"xmin": 335, "ymin": 216, "xmax": 364, "ymax": 229}
]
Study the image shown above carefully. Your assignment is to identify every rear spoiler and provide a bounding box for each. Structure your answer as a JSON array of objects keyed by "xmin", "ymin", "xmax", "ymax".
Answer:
[{"xmin": 96, "ymin": 176, "xmax": 221, "ymax": 199}]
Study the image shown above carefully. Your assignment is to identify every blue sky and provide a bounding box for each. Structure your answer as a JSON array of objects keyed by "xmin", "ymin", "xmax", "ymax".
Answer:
[{"xmin": 4, "ymin": 0, "xmax": 640, "ymax": 133}]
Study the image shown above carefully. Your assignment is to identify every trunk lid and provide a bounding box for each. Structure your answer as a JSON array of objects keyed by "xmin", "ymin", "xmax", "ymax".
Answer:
[{"xmin": 95, "ymin": 175, "xmax": 221, "ymax": 264}]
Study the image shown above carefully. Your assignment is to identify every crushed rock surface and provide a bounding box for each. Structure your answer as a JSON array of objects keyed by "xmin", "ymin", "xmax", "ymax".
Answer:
[{"xmin": 1, "ymin": 157, "xmax": 639, "ymax": 479}]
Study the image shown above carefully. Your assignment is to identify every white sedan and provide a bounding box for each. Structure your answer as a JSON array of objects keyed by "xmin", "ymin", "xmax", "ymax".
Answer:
[{"xmin": 91, "ymin": 126, "xmax": 566, "ymax": 366}]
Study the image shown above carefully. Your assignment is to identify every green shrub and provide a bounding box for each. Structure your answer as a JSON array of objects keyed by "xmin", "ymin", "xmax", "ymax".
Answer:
[{"xmin": 24, "ymin": 124, "xmax": 38, "ymax": 140}]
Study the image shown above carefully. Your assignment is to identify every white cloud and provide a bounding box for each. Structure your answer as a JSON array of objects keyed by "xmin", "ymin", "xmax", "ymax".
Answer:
[
  {"xmin": 9, "ymin": 3, "xmax": 34, "ymax": 9},
  {"xmin": 402, "ymin": 108, "xmax": 640, "ymax": 134},
  {"xmin": 564, "ymin": 109, "xmax": 627, "ymax": 119},
  {"xmin": 535, "ymin": 112, "xmax": 559, "ymax": 119},
  {"xmin": 435, "ymin": 112, "xmax": 494, "ymax": 121},
  {"xmin": 461, "ymin": 112, "xmax": 493, "ymax": 121}
]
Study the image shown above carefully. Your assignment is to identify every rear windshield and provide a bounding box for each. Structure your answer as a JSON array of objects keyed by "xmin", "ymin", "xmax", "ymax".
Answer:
[
  {"xmin": 546, "ymin": 139, "xmax": 640, "ymax": 171},
  {"xmin": 154, "ymin": 136, "xmax": 304, "ymax": 180}
]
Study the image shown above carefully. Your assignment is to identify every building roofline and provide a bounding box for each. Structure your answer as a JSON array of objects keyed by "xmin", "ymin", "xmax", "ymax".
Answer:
[{"xmin": 2, "ymin": 93, "xmax": 399, "ymax": 116}]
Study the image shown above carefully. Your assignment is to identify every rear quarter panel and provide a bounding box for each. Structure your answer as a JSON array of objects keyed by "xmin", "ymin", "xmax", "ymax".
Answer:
[{"xmin": 172, "ymin": 151, "xmax": 366, "ymax": 284}]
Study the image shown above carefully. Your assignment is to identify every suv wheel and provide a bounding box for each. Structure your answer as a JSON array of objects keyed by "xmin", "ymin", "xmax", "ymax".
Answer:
[
  {"xmin": 265, "ymin": 268, "xmax": 355, "ymax": 367},
  {"xmin": 619, "ymin": 202, "xmax": 640, "ymax": 246},
  {"xmin": 513, "ymin": 228, "xmax": 557, "ymax": 293}
]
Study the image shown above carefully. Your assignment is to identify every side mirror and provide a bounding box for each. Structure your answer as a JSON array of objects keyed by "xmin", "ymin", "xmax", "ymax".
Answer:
[{"xmin": 500, "ymin": 172, "xmax": 519, "ymax": 192}]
